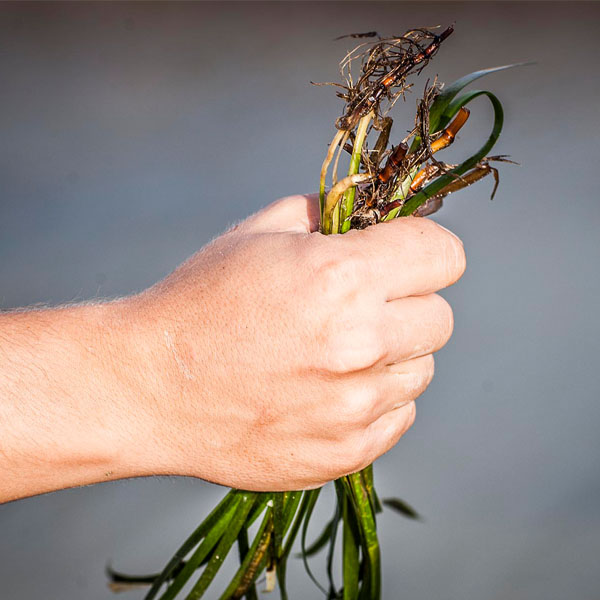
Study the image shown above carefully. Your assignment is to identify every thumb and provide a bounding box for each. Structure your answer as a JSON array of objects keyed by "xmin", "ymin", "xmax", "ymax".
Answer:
[{"xmin": 242, "ymin": 194, "xmax": 321, "ymax": 234}]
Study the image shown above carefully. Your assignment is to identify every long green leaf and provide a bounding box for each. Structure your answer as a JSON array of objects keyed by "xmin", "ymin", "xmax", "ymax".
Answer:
[
  {"xmin": 345, "ymin": 473, "xmax": 380, "ymax": 600},
  {"xmin": 106, "ymin": 566, "xmax": 160, "ymax": 588},
  {"xmin": 429, "ymin": 62, "xmax": 531, "ymax": 133},
  {"xmin": 144, "ymin": 489, "xmax": 237, "ymax": 600},
  {"xmin": 276, "ymin": 491, "xmax": 303, "ymax": 600},
  {"xmin": 218, "ymin": 491, "xmax": 303, "ymax": 600},
  {"xmin": 408, "ymin": 62, "xmax": 529, "ymax": 155},
  {"xmin": 340, "ymin": 112, "xmax": 373, "ymax": 233},
  {"xmin": 220, "ymin": 506, "xmax": 273, "ymax": 600},
  {"xmin": 282, "ymin": 492, "xmax": 310, "ymax": 561},
  {"xmin": 299, "ymin": 515, "xmax": 340, "ymax": 558},
  {"xmin": 445, "ymin": 89, "xmax": 496, "ymax": 124},
  {"xmin": 186, "ymin": 492, "xmax": 258, "ymax": 600},
  {"xmin": 281, "ymin": 491, "xmax": 303, "ymax": 540},
  {"xmin": 342, "ymin": 491, "xmax": 360, "ymax": 600},
  {"xmin": 247, "ymin": 493, "xmax": 273, "ymax": 526},
  {"xmin": 362, "ymin": 465, "xmax": 382, "ymax": 514},
  {"xmin": 155, "ymin": 492, "xmax": 270, "ymax": 599},
  {"xmin": 158, "ymin": 495, "xmax": 243, "ymax": 600},
  {"xmin": 278, "ymin": 492, "xmax": 311, "ymax": 600},
  {"xmin": 108, "ymin": 552, "xmax": 214, "ymax": 592},
  {"xmin": 272, "ymin": 493, "xmax": 286, "ymax": 560},
  {"xmin": 327, "ymin": 481, "xmax": 345, "ymax": 598},
  {"xmin": 236, "ymin": 526, "xmax": 258, "ymax": 600},
  {"xmin": 382, "ymin": 497, "xmax": 422, "ymax": 521},
  {"xmin": 398, "ymin": 89, "xmax": 504, "ymax": 217},
  {"xmin": 300, "ymin": 489, "xmax": 327, "ymax": 596}
]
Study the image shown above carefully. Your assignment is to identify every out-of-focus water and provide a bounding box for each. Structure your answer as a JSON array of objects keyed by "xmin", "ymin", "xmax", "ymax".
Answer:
[{"xmin": 1, "ymin": 3, "xmax": 599, "ymax": 599}]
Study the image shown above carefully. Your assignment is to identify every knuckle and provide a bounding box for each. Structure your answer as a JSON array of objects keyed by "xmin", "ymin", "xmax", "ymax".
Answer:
[
  {"xmin": 313, "ymin": 257, "xmax": 345, "ymax": 300},
  {"xmin": 324, "ymin": 331, "xmax": 384, "ymax": 374},
  {"xmin": 319, "ymin": 420, "xmax": 376, "ymax": 479},
  {"xmin": 431, "ymin": 294, "xmax": 455, "ymax": 348},
  {"xmin": 313, "ymin": 247, "xmax": 366, "ymax": 297},
  {"xmin": 388, "ymin": 403, "xmax": 417, "ymax": 448},
  {"xmin": 401, "ymin": 355, "xmax": 435, "ymax": 400},
  {"xmin": 405, "ymin": 400, "xmax": 417, "ymax": 429},
  {"xmin": 439, "ymin": 229, "xmax": 466, "ymax": 282},
  {"xmin": 343, "ymin": 434, "xmax": 372, "ymax": 474},
  {"xmin": 379, "ymin": 402, "xmax": 418, "ymax": 456},
  {"xmin": 452, "ymin": 241, "xmax": 467, "ymax": 281},
  {"xmin": 421, "ymin": 219, "xmax": 466, "ymax": 283},
  {"xmin": 397, "ymin": 401, "xmax": 417, "ymax": 441},
  {"xmin": 327, "ymin": 400, "xmax": 418, "ymax": 478},
  {"xmin": 337, "ymin": 386, "xmax": 377, "ymax": 427},
  {"xmin": 420, "ymin": 353, "xmax": 435, "ymax": 387},
  {"xmin": 339, "ymin": 252, "xmax": 368, "ymax": 289}
]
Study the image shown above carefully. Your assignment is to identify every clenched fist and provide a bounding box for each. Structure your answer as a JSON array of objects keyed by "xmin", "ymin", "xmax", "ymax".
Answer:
[{"xmin": 0, "ymin": 194, "xmax": 465, "ymax": 502}]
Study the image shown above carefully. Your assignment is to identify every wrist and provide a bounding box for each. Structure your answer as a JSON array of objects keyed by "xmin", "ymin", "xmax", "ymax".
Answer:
[
  {"xmin": 117, "ymin": 286, "xmax": 221, "ymax": 483},
  {"xmin": 105, "ymin": 291, "xmax": 212, "ymax": 481},
  {"xmin": 92, "ymin": 295, "xmax": 175, "ymax": 481}
]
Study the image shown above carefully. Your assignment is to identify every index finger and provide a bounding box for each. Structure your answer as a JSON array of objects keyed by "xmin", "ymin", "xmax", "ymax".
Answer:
[{"xmin": 333, "ymin": 217, "xmax": 466, "ymax": 300}]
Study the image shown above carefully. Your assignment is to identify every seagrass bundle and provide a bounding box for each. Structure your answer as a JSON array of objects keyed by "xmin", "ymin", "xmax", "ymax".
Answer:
[{"xmin": 109, "ymin": 25, "xmax": 521, "ymax": 600}]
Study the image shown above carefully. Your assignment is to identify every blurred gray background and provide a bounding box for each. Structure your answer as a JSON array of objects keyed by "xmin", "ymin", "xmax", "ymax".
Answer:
[{"xmin": 1, "ymin": 2, "xmax": 599, "ymax": 599}]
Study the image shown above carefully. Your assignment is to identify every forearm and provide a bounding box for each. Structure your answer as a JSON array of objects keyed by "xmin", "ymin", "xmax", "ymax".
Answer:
[{"xmin": 0, "ymin": 301, "xmax": 150, "ymax": 502}]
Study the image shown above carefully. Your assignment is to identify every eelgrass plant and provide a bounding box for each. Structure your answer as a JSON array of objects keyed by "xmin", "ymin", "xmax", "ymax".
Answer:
[{"xmin": 109, "ymin": 25, "xmax": 525, "ymax": 600}]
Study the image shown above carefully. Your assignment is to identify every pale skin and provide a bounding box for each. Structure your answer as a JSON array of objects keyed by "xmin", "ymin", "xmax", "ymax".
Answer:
[{"xmin": 0, "ymin": 194, "xmax": 465, "ymax": 503}]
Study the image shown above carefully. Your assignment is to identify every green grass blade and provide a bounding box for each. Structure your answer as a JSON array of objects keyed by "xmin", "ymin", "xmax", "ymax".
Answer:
[
  {"xmin": 143, "ymin": 489, "xmax": 238, "ymax": 600},
  {"xmin": 444, "ymin": 89, "xmax": 496, "ymax": 124},
  {"xmin": 382, "ymin": 498, "xmax": 422, "ymax": 521},
  {"xmin": 326, "ymin": 481, "xmax": 346, "ymax": 597},
  {"xmin": 398, "ymin": 90, "xmax": 504, "ymax": 217},
  {"xmin": 219, "ymin": 506, "xmax": 274, "ymax": 599},
  {"xmin": 276, "ymin": 553, "xmax": 288, "ymax": 600},
  {"xmin": 185, "ymin": 492, "xmax": 258, "ymax": 600},
  {"xmin": 429, "ymin": 63, "xmax": 531, "ymax": 133},
  {"xmin": 106, "ymin": 566, "xmax": 160, "ymax": 587},
  {"xmin": 281, "ymin": 491, "xmax": 303, "ymax": 539},
  {"xmin": 108, "ymin": 551, "xmax": 213, "ymax": 592},
  {"xmin": 277, "ymin": 492, "xmax": 310, "ymax": 600},
  {"xmin": 408, "ymin": 62, "xmax": 529, "ymax": 154},
  {"xmin": 298, "ymin": 515, "xmax": 339, "ymax": 558},
  {"xmin": 361, "ymin": 465, "xmax": 382, "ymax": 514},
  {"xmin": 282, "ymin": 492, "xmax": 310, "ymax": 559},
  {"xmin": 236, "ymin": 526, "xmax": 258, "ymax": 600},
  {"xmin": 273, "ymin": 493, "xmax": 286, "ymax": 560},
  {"xmin": 158, "ymin": 494, "xmax": 243, "ymax": 600},
  {"xmin": 275, "ymin": 491, "xmax": 303, "ymax": 600},
  {"xmin": 340, "ymin": 113, "xmax": 373, "ymax": 233},
  {"xmin": 342, "ymin": 491, "xmax": 360, "ymax": 600},
  {"xmin": 300, "ymin": 489, "xmax": 328, "ymax": 596},
  {"xmin": 345, "ymin": 473, "xmax": 380, "ymax": 600},
  {"xmin": 219, "ymin": 490, "xmax": 272, "ymax": 599},
  {"xmin": 247, "ymin": 493, "xmax": 272, "ymax": 525}
]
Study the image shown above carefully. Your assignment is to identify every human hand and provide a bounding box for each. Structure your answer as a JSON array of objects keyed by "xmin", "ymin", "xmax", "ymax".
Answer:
[{"xmin": 119, "ymin": 194, "xmax": 465, "ymax": 491}]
